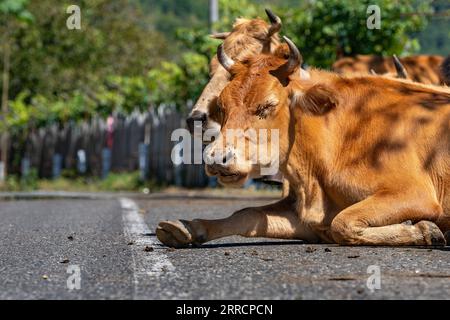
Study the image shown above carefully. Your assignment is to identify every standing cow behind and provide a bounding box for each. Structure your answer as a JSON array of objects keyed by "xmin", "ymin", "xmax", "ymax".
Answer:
[
  {"xmin": 186, "ymin": 9, "xmax": 281, "ymax": 137},
  {"xmin": 332, "ymin": 54, "xmax": 448, "ymax": 85},
  {"xmin": 157, "ymin": 37, "xmax": 450, "ymax": 247}
]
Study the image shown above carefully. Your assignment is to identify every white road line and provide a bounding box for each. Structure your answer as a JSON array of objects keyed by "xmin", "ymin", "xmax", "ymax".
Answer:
[{"xmin": 119, "ymin": 197, "xmax": 177, "ymax": 299}]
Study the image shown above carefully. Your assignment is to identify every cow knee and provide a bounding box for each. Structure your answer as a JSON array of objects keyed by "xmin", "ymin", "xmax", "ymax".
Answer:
[{"xmin": 330, "ymin": 217, "xmax": 362, "ymax": 245}]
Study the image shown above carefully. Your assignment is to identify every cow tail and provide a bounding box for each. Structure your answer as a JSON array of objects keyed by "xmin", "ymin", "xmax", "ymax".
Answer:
[{"xmin": 441, "ymin": 55, "xmax": 450, "ymax": 85}]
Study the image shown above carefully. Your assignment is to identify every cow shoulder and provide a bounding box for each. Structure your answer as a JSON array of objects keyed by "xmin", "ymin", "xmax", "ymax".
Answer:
[{"xmin": 289, "ymin": 82, "xmax": 339, "ymax": 115}]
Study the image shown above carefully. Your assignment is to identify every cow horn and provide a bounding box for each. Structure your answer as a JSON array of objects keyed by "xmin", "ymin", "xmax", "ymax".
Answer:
[
  {"xmin": 265, "ymin": 8, "xmax": 282, "ymax": 36},
  {"xmin": 217, "ymin": 44, "xmax": 235, "ymax": 72},
  {"xmin": 370, "ymin": 69, "xmax": 378, "ymax": 75},
  {"xmin": 393, "ymin": 54, "xmax": 408, "ymax": 79},
  {"xmin": 283, "ymin": 36, "xmax": 302, "ymax": 74},
  {"xmin": 210, "ymin": 32, "xmax": 231, "ymax": 40}
]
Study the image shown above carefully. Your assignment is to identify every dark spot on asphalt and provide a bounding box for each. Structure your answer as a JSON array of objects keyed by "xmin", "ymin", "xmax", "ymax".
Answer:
[
  {"xmin": 306, "ymin": 247, "xmax": 316, "ymax": 253},
  {"xmin": 325, "ymin": 248, "xmax": 332, "ymax": 252},
  {"xmin": 224, "ymin": 251, "xmax": 230, "ymax": 256},
  {"xmin": 144, "ymin": 246, "xmax": 154, "ymax": 252},
  {"xmin": 127, "ymin": 241, "xmax": 135, "ymax": 245},
  {"xmin": 261, "ymin": 258, "xmax": 274, "ymax": 262},
  {"xmin": 251, "ymin": 250, "xmax": 258, "ymax": 256},
  {"xmin": 59, "ymin": 259, "xmax": 70, "ymax": 264},
  {"xmin": 348, "ymin": 255, "xmax": 360, "ymax": 259},
  {"xmin": 329, "ymin": 276, "xmax": 357, "ymax": 281},
  {"xmin": 143, "ymin": 233, "xmax": 154, "ymax": 237},
  {"xmin": 67, "ymin": 236, "xmax": 74, "ymax": 241}
]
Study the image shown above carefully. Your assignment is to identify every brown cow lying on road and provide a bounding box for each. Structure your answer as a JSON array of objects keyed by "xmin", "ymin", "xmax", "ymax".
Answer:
[
  {"xmin": 332, "ymin": 54, "xmax": 448, "ymax": 85},
  {"xmin": 157, "ymin": 37, "xmax": 450, "ymax": 247}
]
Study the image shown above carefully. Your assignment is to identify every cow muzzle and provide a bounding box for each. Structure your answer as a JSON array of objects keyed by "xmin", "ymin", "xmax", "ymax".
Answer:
[{"xmin": 205, "ymin": 163, "xmax": 249, "ymax": 186}]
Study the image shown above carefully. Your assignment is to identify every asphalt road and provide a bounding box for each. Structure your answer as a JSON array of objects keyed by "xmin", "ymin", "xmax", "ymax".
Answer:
[{"xmin": 0, "ymin": 193, "xmax": 449, "ymax": 300}]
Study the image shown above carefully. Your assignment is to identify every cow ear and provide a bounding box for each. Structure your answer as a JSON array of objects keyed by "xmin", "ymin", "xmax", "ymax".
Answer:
[{"xmin": 290, "ymin": 84, "xmax": 338, "ymax": 115}]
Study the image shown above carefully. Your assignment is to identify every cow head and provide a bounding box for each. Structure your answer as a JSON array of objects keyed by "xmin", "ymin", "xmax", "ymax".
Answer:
[
  {"xmin": 203, "ymin": 37, "xmax": 313, "ymax": 187},
  {"xmin": 186, "ymin": 9, "xmax": 282, "ymax": 141}
]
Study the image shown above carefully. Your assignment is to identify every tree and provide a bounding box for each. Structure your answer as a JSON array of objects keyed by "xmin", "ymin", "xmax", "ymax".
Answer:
[
  {"xmin": 4, "ymin": 0, "xmax": 168, "ymax": 101},
  {"xmin": 278, "ymin": 0, "xmax": 432, "ymax": 68},
  {"xmin": 0, "ymin": 0, "xmax": 33, "ymax": 181}
]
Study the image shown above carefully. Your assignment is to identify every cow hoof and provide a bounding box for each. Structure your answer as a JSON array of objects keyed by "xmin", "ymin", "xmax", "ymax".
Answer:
[
  {"xmin": 156, "ymin": 220, "xmax": 194, "ymax": 248},
  {"xmin": 416, "ymin": 221, "xmax": 446, "ymax": 246}
]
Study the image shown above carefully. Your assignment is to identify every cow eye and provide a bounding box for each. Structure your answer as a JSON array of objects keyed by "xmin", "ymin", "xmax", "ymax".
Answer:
[{"xmin": 255, "ymin": 103, "xmax": 276, "ymax": 119}]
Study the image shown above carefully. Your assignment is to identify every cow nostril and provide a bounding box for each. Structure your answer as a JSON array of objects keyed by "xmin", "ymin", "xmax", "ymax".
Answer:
[{"xmin": 222, "ymin": 155, "xmax": 229, "ymax": 164}]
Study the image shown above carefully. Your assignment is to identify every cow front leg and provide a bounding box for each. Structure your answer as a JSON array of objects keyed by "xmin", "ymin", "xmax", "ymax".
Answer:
[
  {"xmin": 156, "ymin": 198, "xmax": 318, "ymax": 248},
  {"xmin": 330, "ymin": 191, "xmax": 446, "ymax": 246}
]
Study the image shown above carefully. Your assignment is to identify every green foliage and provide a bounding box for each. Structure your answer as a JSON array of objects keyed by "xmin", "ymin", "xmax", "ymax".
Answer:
[
  {"xmin": 97, "ymin": 172, "xmax": 143, "ymax": 191},
  {"xmin": 0, "ymin": 170, "xmax": 163, "ymax": 192},
  {"xmin": 0, "ymin": 168, "xmax": 38, "ymax": 191},
  {"xmin": 215, "ymin": 0, "xmax": 260, "ymax": 30},
  {"xmin": 2, "ymin": 0, "xmax": 168, "ymax": 100},
  {"xmin": 0, "ymin": 0, "xmax": 33, "ymax": 24},
  {"xmin": 276, "ymin": 0, "xmax": 432, "ymax": 68},
  {"xmin": 39, "ymin": 172, "xmax": 157, "ymax": 192},
  {"xmin": 140, "ymin": 0, "xmax": 208, "ymax": 42}
]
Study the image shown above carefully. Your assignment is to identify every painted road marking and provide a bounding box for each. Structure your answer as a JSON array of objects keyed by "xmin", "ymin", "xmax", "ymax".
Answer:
[{"xmin": 119, "ymin": 198, "xmax": 177, "ymax": 299}]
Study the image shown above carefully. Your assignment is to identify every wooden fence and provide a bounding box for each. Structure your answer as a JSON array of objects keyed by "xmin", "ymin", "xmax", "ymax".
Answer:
[{"xmin": 5, "ymin": 106, "xmax": 210, "ymax": 187}]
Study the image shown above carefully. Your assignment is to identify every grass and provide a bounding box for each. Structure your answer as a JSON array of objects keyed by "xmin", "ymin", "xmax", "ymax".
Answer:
[
  {"xmin": 0, "ymin": 171, "xmax": 282, "ymax": 197},
  {"xmin": 0, "ymin": 171, "xmax": 161, "ymax": 193}
]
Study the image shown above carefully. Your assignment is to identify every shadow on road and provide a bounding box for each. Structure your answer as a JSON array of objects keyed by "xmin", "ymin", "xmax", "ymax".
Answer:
[
  {"xmin": 193, "ymin": 240, "xmax": 307, "ymax": 249},
  {"xmin": 145, "ymin": 232, "xmax": 306, "ymax": 248},
  {"xmin": 145, "ymin": 232, "xmax": 450, "ymax": 250}
]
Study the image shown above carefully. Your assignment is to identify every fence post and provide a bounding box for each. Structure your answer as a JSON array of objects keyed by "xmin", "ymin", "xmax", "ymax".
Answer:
[
  {"xmin": 138, "ymin": 142, "xmax": 149, "ymax": 181},
  {"xmin": 101, "ymin": 148, "xmax": 111, "ymax": 179},
  {"xmin": 77, "ymin": 149, "xmax": 87, "ymax": 175},
  {"xmin": 0, "ymin": 161, "xmax": 4, "ymax": 182},
  {"xmin": 21, "ymin": 157, "xmax": 31, "ymax": 180},
  {"xmin": 52, "ymin": 153, "xmax": 62, "ymax": 179}
]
